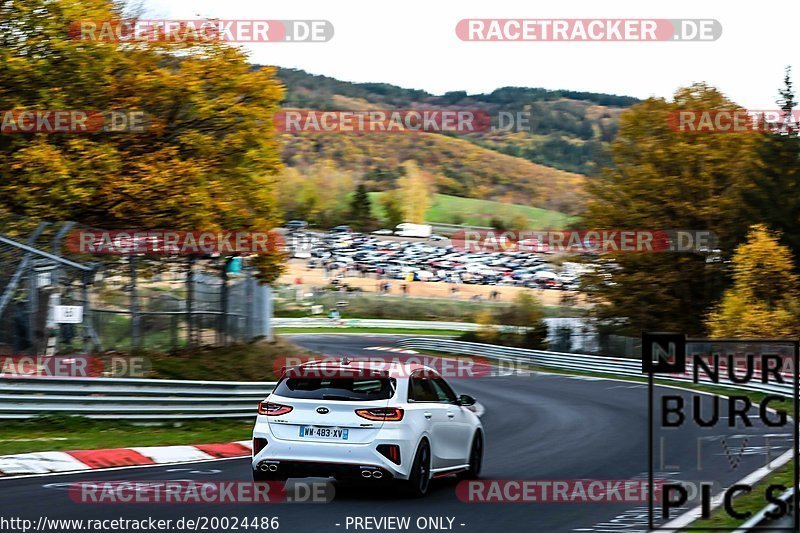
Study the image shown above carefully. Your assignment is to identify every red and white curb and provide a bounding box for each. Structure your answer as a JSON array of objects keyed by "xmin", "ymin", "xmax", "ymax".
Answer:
[
  {"xmin": 364, "ymin": 346, "xmax": 419, "ymax": 354},
  {"xmin": 0, "ymin": 440, "xmax": 252, "ymax": 477}
]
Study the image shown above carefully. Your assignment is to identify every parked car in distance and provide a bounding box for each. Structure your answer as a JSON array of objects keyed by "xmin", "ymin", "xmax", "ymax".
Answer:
[{"xmin": 285, "ymin": 220, "xmax": 308, "ymax": 231}]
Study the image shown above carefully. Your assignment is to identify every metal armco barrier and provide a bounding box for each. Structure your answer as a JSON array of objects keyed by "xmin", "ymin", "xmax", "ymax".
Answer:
[
  {"xmin": 395, "ymin": 338, "xmax": 795, "ymax": 397},
  {"xmin": 0, "ymin": 375, "xmax": 276, "ymax": 420}
]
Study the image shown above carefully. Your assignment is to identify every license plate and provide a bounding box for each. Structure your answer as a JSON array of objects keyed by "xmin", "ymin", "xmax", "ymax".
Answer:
[{"xmin": 299, "ymin": 426, "xmax": 349, "ymax": 440}]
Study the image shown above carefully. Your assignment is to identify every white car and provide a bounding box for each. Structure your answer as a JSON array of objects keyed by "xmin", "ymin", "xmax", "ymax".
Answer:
[
  {"xmin": 372, "ymin": 229, "xmax": 394, "ymax": 235},
  {"xmin": 251, "ymin": 359, "xmax": 484, "ymax": 497}
]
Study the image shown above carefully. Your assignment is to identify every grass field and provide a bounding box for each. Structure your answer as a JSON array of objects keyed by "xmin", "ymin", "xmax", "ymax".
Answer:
[
  {"xmin": 689, "ymin": 462, "xmax": 793, "ymax": 529},
  {"xmin": 369, "ymin": 193, "xmax": 577, "ymax": 229},
  {"xmin": 276, "ymin": 327, "xmax": 464, "ymax": 335},
  {"xmin": 274, "ymin": 290, "xmax": 586, "ymax": 322}
]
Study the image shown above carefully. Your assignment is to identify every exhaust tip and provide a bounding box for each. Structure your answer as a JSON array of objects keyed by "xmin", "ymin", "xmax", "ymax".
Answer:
[
  {"xmin": 360, "ymin": 470, "xmax": 372, "ymax": 478},
  {"xmin": 258, "ymin": 463, "xmax": 270, "ymax": 472},
  {"xmin": 372, "ymin": 471, "xmax": 383, "ymax": 479},
  {"xmin": 268, "ymin": 464, "xmax": 278, "ymax": 472}
]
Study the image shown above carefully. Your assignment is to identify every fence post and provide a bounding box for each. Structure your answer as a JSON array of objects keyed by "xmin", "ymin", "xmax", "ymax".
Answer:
[
  {"xmin": 81, "ymin": 271, "xmax": 101, "ymax": 353},
  {"xmin": 27, "ymin": 267, "xmax": 39, "ymax": 355},
  {"xmin": 264, "ymin": 284, "xmax": 273, "ymax": 342},
  {"xmin": 129, "ymin": 254, "xmax": 139, "ymax": 351},
  {"xmin": 220, "ymin": 258, "xmax": 230, "ymax": 346},
  {"xmin": 171, "ymin": 313, "xmax": 178, "ymax": 351},
  {"xmin": 245, "ymin": 268, "xmax": 254, "ymax": 340},
  {"xmin": 186, "ymin": 256, "xmax": 195, "ymax": 347}
]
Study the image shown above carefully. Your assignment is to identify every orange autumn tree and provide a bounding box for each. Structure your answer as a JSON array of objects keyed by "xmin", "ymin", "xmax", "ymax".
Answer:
[
  {"xmin": 0, "ymin": 0, "xmax": 285, "ymax": 281},
  {"xmin": 706, "ymin": 224, "xmax": 800, "ymax": 338}
]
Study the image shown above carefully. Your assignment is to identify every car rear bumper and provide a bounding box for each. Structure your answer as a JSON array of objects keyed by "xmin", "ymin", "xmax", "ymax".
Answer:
[
  {"xmin": 252, "ymin": 458, "xmax": 395, "ymax": 481},
  {"xmin": 253, "ymin": 419, "xmax": 415, "ymax": 480}
]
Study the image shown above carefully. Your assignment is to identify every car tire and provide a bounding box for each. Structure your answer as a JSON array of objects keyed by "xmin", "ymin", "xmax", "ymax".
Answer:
[
  {"xmin": 458, "ymin": 431, "xmax": 483, "ymax": 480},
  {"xmin": 400, "ymin": 440, "xmax": 431, "ymax": 498}
]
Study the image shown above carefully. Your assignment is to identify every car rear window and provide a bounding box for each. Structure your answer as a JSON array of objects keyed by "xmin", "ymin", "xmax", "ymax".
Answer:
[{"xmin": 273, "ymin": 377, "xmax": 396, "ymax": 401}]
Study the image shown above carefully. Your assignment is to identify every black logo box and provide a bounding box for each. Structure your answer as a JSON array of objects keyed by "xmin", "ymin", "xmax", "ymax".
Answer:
[{"xmin": 643, "ymin": 333, "xmax": 799, "ymax": 531}]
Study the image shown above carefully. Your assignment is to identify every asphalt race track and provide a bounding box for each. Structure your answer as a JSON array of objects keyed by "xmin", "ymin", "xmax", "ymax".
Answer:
[{"xmin": 0, "ymin": 334, "xmax": 792, "ymax": 533}]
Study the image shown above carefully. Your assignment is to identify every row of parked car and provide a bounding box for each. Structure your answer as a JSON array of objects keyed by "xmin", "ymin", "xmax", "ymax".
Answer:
[{"xmin": 284, "ymin": 229, "xmax": 586, "ymax": 290}]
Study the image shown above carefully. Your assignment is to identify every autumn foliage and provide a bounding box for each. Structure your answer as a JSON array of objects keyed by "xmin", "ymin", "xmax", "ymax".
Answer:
[{"xmin": 0, "ymin": 0, "xmax": 285, "ymax": 281}]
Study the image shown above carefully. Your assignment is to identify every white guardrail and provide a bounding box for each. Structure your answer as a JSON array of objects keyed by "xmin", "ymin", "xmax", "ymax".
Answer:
[
  {"xmin": 2, "ymin": 338, "xmax": 793, "ymax": 422},
  {"xmin": 0, "ymin": 375, "xmax": 276, "ymax": 421},
  {"xmin": 395, "ymin": 338, "xmax": 795, "ymax": 396}
]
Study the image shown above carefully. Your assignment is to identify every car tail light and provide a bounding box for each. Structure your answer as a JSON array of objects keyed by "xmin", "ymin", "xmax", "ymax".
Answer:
[
  {"xmin": 377, "ymin": 444, "xmax": 401, "ymax": 464},
  {"xmin": 355, "ymin": 407, "xmax": 404, "ymax": 421},
  {"xmin": 258, "ymin": 402, "xmax": 293, "ymax": 416},
  {"xmin": 252, "ymin": 437, "xmax": 268, "ymax": 455}
]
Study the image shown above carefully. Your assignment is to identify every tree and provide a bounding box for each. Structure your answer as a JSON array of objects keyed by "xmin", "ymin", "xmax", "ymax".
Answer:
[
  {"xmin": 581, "ymin": 84, "xmax": 759, "ymax": 335},
  {"xmin": 745, "ymin": 67, "xmax": 800, "ymax": 259},
  {"xmin": 706, "ymin": 225, "xmax": 799, "ymax": 337},
  {"xmin": 473, "ymin": 309, "xmax": 499, "ymax": 343},
  {"xmin": 349, "ymin": 183, "xmax": 378, "ymax": 231},
  {"xmin": 0, "ymin": 0, "xmax": 286, "ymax": 282},
  {"xmin": 380, "ymin": 190, "xmax": 404, "ymax": 228},
  {"xmin": 510, "ymin": 214, "xmax": 529, "ymax": 230},
  {"xmin": 275, "ymin": 167, "xmax": 306, "ymax": 219},
  {"xmin": 462, "ymin": 291, "xmax": 549, "ymax": 349},
  {"xmin": 302, "ymin": 160, "xmax": 354, "ymax": 226},
  {"xmin": 396, "ymin": 161, "xmax": 432, "ymax": 223},
  {"xmin": 496, "ymin": 291, "xmax": 546, "ymax": 329},
  {"xmin": 489, "ymin": 217, "xmax": 509, "ymax": 231}
]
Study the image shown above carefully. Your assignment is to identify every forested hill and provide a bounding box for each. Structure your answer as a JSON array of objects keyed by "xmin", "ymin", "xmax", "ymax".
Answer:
[{"xmin": 275, "ymin": 67, "xmax": 638, "ymax": 176}]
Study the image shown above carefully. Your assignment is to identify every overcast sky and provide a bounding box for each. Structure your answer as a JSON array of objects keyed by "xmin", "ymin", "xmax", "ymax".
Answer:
[{"xmin": 138, "ymin": 0, "xmax": 796, "ymax": 108}]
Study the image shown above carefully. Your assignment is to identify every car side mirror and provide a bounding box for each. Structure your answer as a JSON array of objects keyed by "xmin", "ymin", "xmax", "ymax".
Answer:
[{"xmin": 458, "ymin": 394, "xmax": 476, "ymax": 406}]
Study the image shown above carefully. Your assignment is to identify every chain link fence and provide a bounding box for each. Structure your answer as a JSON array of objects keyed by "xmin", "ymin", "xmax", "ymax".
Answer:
[{"xmin": 0, "ymin": 216, "xmax": 272, "ymax": 355}]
